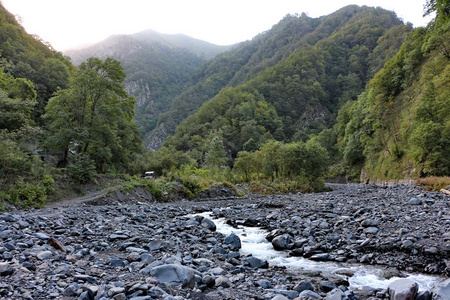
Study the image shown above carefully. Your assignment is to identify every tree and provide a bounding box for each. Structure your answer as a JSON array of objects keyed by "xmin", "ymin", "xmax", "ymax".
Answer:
[
  {"xmin": 425, "ymin": 0, "xmax": 450, "ymax": 20},
  {"xmin": 204, "ymin": 136, "xmax": 227, "ymax": 173},
  {"xmin": 44, "ymin": 57, "xmax": 142, "ymax": 173}
]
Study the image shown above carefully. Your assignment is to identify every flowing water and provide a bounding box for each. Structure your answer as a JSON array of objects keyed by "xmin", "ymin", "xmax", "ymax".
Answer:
[{"xmin": 196, "ymin": 212, "xmax": 444, "ymax": 292}]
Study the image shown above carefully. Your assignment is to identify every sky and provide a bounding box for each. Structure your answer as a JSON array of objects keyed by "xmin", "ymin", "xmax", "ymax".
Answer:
[{"xmin": 1, "ymin": 0, "xmax": 434, "ymax": 51}]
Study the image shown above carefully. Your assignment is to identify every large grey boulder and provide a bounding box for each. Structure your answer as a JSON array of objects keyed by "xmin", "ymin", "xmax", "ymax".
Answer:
[
  {"xmin": 432, "ymin": 278, "xmax": 450, "ymax": 300},
  {"xmin": 201, "ymin": 218, "xmax": 216, "ymax": 232},
  {"xmin": 271, "ymin": 234, "xmax": 294, "ymax": 250},
  {"xmin": 224, "ymin": 233, "xmax": 241, "ymax": 250},
  {"xmin": 149, "ymin": 264, "xmax": 195, "ymax": 288},
  {"xmin": 387, "ymin": 278, "xmax": 418, "ymax": 300}
]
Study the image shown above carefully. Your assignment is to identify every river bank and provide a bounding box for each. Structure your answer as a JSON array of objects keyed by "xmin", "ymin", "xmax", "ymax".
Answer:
[{"xmin": 0, "ymin": 184, "xmax": 448, "ymax": 299}]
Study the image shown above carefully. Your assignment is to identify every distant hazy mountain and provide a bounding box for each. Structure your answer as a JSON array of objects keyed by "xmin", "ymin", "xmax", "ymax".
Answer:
[{"xmin": 64, "ymin": 30, "xmax": 233, "ymax": 136}]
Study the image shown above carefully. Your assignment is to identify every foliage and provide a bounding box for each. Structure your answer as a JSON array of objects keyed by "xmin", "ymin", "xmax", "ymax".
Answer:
[
  {"xmin": 65, "ymin": 153, "xmax": 97, "ymax": 183},
  {"xmin": 338, "ymin": 18, "xmax": 450, "ymax": 180},
  {"xmin": 149, "ymin": 6, "xmax": 410, "ymax": 149},
  {"xmin": 44, "ymin": 57, "xmax": 143, "ymax": 173}
]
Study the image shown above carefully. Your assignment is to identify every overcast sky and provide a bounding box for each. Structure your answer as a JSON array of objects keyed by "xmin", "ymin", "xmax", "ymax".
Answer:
[{"xmin": 1, "ymin": 0, "xmax": 434, "ymax": 51}]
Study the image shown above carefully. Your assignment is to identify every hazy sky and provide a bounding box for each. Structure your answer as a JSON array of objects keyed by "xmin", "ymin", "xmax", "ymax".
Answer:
[{"xmin": 2, "ymin": 0, "xmax": 434, "ymax": 51}]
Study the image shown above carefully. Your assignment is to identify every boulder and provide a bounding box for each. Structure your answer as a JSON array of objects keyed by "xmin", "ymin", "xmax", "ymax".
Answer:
[
  {"xmin": 387, "ymin": 278, "xmax": 418, "ymax": 300},
  {"xmin": 149, "ymin": 264, "xmax": 195, "ymax": 288},
  {"xmin": 271, "ymin": 234, "xmax": 294, "ymax": 250},
  {"xmin": 201, "ymin": 218, "xmax": 216, "ymax": 232},
  {"xmin": 224, "ymin": 233, "xmax": 241, "ymax": 250},
  {"xmin": 431, "ymin": 278, "xmax": 450, "ymax": 300}
]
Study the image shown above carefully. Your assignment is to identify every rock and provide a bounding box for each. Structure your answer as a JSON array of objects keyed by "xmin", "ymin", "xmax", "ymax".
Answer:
[
  {"xmin": 293, "ymin": 280, "xmax": 314, "ymax": 293},
  {"xmin": 321, "ymin": 281, "xmax": 337, "ymax": 292},
  {"xmin": 364, "ymin": 227, "xmax": 379, "ymax": 235},
  {"xmin": 246, "ymin": 256, "xmax": 268, "ymax": 268},
  {"xmin": 36, "ymin": 250, "xmax": 53, "ymax": 260},
  {"xmin": 415, "ymin": 290, "xmax": 431, "ymax": 300},
  {"xmin": 215, "ymin": 276, "xmax": 231, "ymax": 288},
  {"xmin": 271, "ymin": 295, "xmax": 289, "ymax": 300},
  {"xmin": 431, "ymin": 278, "xmax": 450, "ymax": 300},
  {"xmin": 325, "ymin": 288, "xmax": 344, "ymax": 300},
  {"xmin": 361, "ymin": 219, "xmax": 381, "ymax": 227},
  {"xmin": 224, "ymin": 233, "xmax": 241, "ymax": 250},
  {"xmin": 35, "ymin": 232, "xmax": 50, "ymax": 240},
  {"xmin": 257, "ymin": 279, "xmax": 272, "ymax": 289},
  {"xmin": 298, "ymin": 290, "xmax": 322, "ymax": 300},
  {"xmin": 150, "ymin": 264, "xmax": 195, "ymax": 288},
  {"xmin": 48, "ymin": 237, "xmax": 67, "ymax": 252},
  {"xmin": 201, "ymin": 218, "xmax": 216, "ymax": 231},
  {"xmin": 309, "ymin": 253, "xmax": 330, "ymax": 261},
  {"xmin": 0, "ymin": 262, "xmax": 14, "ymax": 276},
  {"xmin": 271, "ymin": 234, "xmax": 294, "ymax": 250},
  {"xmin": 387, "ymin": 279, "xmax": 418, "ymax": 300},
  {"xmin": 407, "ymin": 198, "xmax": 422, "ymax": 205}
]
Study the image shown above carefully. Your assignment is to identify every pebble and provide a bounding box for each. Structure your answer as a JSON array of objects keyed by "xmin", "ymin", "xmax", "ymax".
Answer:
[{"xmin": 0, "ymin": 183, "xmax": 447, "ymax": 299}]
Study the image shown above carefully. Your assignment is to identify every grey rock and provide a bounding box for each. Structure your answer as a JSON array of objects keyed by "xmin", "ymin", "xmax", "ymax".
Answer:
[
  {"xmin": 0, "ymin": 262, "xmax": 14, "ymax": 276},
  {"xmin": 310, "ymin": 253, "xmax": 330, "ymax": 261},
  {"xmin": 257, "ymin": 279, "xmax": 272, "ymax": 289},
  {"xmin": 431, "ymin": 278, "xmax": 450, "ymax": 300},
  {"xmin": 298, "ymin": 290, "xmax": 322, "ymax": 300},
  {"xmin": 34, "ymin": 232, "xmax": 50, "ymax": 240},
  {"xmin": 407, "ymin": 198, "xmax": 422, "ymax": 205},
  {"xmin": 36, "ymin": 250, "xmax": 53, "ymax": 260},
  {"xmin": 271, "ymin": 234, "xmax": 294, "ymax": 250},
  {"xmin": 321, "ymin": 281, "xmax": 337, "ymax": 292},
  {"xmin": 150, "ymin": 264, "xmax": 195, "ymax": 288},
  {"xmin": 364, "ymin": 227, "xmax": 379, "ymax": 235},
  {"xmin": 325, "ymin": 288, "xmax": 344, "ymax": 300},
  {"xmin": 271, "ymin": 295, "xmax": 289, "ymax": 300},
  {"xmin": 224, "ymin": 233, "xmax": 241, "ymax": 250},
  {"xmin": 294, "ymin": 280, "xmax": 314, "ymax": 293},
  {"xmin": 246, "ymin": 256, "xmax": 268, "ymax": 268},
  {"xmin": 387, "ymin": 278, "xmax": 418, "ymax": 300},
  {"xmin": 201, "ymin": 218, "xmax": 216, "ymax": 231},
  {"xmin": 361, "ymin": 219, "xmax": 381, "ymax": 227}
]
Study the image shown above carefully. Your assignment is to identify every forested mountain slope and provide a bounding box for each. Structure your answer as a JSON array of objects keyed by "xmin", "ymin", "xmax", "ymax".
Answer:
[
  {"xmin": 0, "ymin": 5, "xmax": 73, "ymax": 122},
  {"xmin": 161, "ymin": 5, "xmax": 411, "ymax": 161},
  {"xmin": 338, "ymin": 13, "xmax": 450, "ymax": 181},
  {"xmin": 65, "ymin": 30, "xmax": 232, "ymax": 136}
]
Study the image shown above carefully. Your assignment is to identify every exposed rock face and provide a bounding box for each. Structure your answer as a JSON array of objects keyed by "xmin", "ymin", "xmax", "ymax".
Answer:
[{"xmin": 0, "ymin": 183, "xmax": 447, "ymax": 299}]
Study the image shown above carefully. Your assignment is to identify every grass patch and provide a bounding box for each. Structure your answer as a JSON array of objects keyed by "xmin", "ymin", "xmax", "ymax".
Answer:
[{"xmin": 416, "ymin": 176, "xmax": 450, "ymax": 191}]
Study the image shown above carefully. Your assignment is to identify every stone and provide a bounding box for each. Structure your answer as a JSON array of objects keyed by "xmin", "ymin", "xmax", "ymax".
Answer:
[
  {"xmin": 201, "ymin": 218, "xmax": 216, "ymax": 231},
  {"xmin": 325, "ymin": 288, "xmax": 344, "ymax": 300},
  {"xmin": 271, "ymin": 295, "xmax": 289, "ymax": 300},
  {"xmin": 293, "ymin": 280, "xmax": 314, "ymax": 293},
  {"xmin": 298, "ymin": 290, "xmax": 322, "ymax": 300},
  {"xmin": 150, "ymin": 264, "xmax": 195, "ymax": 288},
  {"xmin": 36, "ymin": 250, "xmax": 53, "ymax": 260},
  {"xmin": 309, "ymin": 253, "xmax": 330, "ymax": 261},
  {"xmin": 246, "ymin": 256, "xmax": 268, "ymax": 268},
  {"xmin": 223, "ymin": 233, "xmax": 241, "ymax": 250},
  {"xmin": 361, "ymin": 219, "xmax": 381, "ymax": 227},
  {"xmin": 387, "ymin": 278, "xmax": 418, "ymax": 300},
  {"xmin": 364, "ymin": 227, "xmax": 379, "ymax": 235},
  {"xmin": 321, "ymin": 281, "xmax": 337, "ymax": 292},
  {"xmin": 431, "ymin": 278, "xmax": 450, "ymax": 300},
  {"xmin": 0, "ymin": 262, "xmax": 14, "ymax": 276},
  {"xmin": 407, "ymin": 198, "xmax": 422, "ymax": 205},
  {"xmin": 271, "ymin": 234, "xmax": 294, "ymax": 250},
  {"xmin": 257, "ymin": 279, "xmax": 272, "ymax": 289},
  {"xmin": 35, "ymin": 232, "xmax": 50, "ymax": 240},
  {"xmin": 215, "ymin": 276, "xmax": 231, "ymax": 288}
]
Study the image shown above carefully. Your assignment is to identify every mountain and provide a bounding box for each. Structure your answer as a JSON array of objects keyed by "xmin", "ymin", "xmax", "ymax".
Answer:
[
  {"xmin": 148, "ymin": 5, "xmax": 411, "ymax": 150},
  {"xmin": 338, "ymin": 15, "xmax": 450, "ymax": 181},
  {"xmin": 65, "ymin": 30, "xmax": 233, "ymax": 136},
  {"xmin": 158, "ymin": 5, "xmax": 411, "ymax": 162}
]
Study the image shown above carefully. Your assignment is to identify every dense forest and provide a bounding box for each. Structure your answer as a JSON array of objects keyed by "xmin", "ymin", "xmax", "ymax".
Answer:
[
  {"xmin": 65, "ymin": 30, "xmax": 232, "ymax": 141},
  {"xmin": 0, "ymin": 1, "xmax": 449, "ymax": 209}
]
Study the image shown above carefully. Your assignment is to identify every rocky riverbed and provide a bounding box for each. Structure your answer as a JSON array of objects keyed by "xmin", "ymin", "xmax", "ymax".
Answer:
[{"xmin": 0, "ymin": 183, "xmax": 449, "ymax": 299}]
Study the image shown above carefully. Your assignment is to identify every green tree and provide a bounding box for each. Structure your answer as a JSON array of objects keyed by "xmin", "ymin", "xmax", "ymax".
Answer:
[
  {"xmin": 44, "ymin": 57, "xmax": 142, "ymax": 173},
  {"xmin": 204, "ymin": 136, "xmax": 227, "ymax": 173}
]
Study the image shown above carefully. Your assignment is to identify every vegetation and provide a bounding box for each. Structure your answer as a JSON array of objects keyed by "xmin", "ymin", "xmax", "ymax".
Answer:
[
  {"xmin": 1, "ymin": 1, "xmax": 449, "ymax": 209},
  {"xmin": 338, "ymin": 8, "xmax": 450, "ymax": 181}
]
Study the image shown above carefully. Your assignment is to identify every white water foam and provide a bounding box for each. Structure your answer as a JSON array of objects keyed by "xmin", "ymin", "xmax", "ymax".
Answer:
[{"xmin": 195, "ymin": 212, "xmax": 443, "ymax": 291}]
